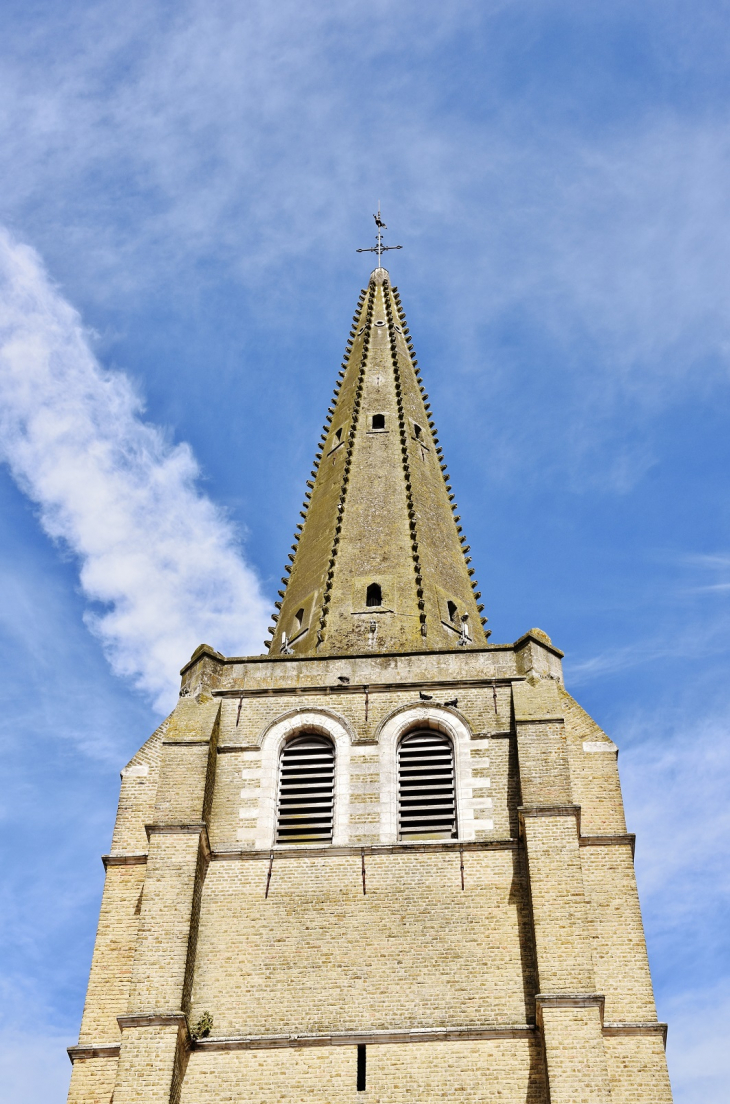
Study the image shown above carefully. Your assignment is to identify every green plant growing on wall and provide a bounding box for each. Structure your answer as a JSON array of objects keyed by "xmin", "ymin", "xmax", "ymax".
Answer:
[{"xmin": 190, "ymin": 1012, "xmax": 213, "ymax": 1040}]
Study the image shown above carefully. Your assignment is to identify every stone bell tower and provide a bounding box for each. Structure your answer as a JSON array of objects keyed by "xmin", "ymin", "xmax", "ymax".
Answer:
[{"xmin": 67, "ymin": 265, "xmax": 673, "ymax": 1104}]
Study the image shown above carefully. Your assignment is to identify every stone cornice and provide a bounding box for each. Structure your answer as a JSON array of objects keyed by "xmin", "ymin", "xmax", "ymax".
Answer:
[
  {"xmin": 102, "ymin": 852, "xmax": 148, "ymax": 868},
  {"xmin": 580, "ymin": 833, "xmax": 636, "ymax": 858},
  {"xmin": 117, "ymin": 1011, "xmax": 190, "ymax": 1046},
  {"xmin": 145, "ymin": 822, "xmax": 211, "ymax": 861},
  {"xmin": 192, "ymin": 1024, "xmax": 537, "ymax": 1051},
  {"xmin": 102, "ymin": 833, "xmax": 635, "ymax": 867},
  {"xmin": 68, "ymin": 1017, "xmax": 668, "ymax": 1061},
  {"xmin": 67, "ymin": 1043, "xmax": 120, "ymax": 1062},
  {"xmin": 603, "ymin": 1022, "xmax": 668, "ymax": 1045},
  {"xmin": 211, "ymin": 838, "xmax": 519, "ymax": 862},
  {"xmin": 535, "ymin": 993, "xmax": 605, "ymax": 1027}
]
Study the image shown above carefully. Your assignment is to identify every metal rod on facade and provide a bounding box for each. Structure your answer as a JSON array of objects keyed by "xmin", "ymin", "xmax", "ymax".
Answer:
[
  {"xmin": 460, "ymin": 844, "xmax": 465, "ymax": 891},
  {"xmin": 361, "ymin": 848, "xmax": 367, "ymax": 895},
  {"xmin": 236, "ymin": 695, "xmax": 244, "ymax": 727},
  {"xmin": 265, "ymin": 851, "xmax": 274, "ymax": 898}
]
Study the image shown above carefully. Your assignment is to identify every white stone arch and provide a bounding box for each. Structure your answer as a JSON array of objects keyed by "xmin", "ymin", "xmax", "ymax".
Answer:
[
  {"xmin": 255, "ymin": 708, "xmax": 353, "ymax": 849},
  {"xmin": 377, "ymin": 704, "xmax": 475, "ymax": 844}
]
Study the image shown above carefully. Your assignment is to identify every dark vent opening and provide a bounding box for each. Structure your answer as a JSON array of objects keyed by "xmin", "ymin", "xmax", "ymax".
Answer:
[
  {"xmin": 357, "ymin": 1045, "xmax": 366, "ymax": 1092},
  {"xmin": 366, "ymin": 583, "xmax": 382, "ymax": 607},
  {"xmin": 276, "ymin": 735, "xmax": 334, "ymax": 844},
  {"xmin": 398, "ymin": 731, "xmax": 457, "ymax": 841},
  {"xmin": 294, "ymin": 608, "xmax": 304, "ymax": 630},
  {"xmin": 372, "ymin": 413, "xmax": 385, "ymax": 430},
  {"xmin": 413, "ymin": 423, "xmax": 422, "ymax": 439},
  {"xmin": 447, "ymin": 600, "xmax": 458, "ymax": 623}
]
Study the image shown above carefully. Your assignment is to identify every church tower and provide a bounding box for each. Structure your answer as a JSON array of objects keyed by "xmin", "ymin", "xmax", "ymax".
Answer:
[{"xmin": 67, "ymin": 260, "xmax": 673, "ymax": 1104}]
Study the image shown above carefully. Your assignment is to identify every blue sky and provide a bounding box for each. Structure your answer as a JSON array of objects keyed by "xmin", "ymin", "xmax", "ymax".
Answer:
[{"xmin": 0, "ymin": 1, "xmax": 729, "ymax": 1099}]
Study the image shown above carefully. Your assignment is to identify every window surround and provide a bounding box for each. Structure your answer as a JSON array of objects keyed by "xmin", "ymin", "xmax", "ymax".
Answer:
[
  {"xmin": 255, "ymin": 708, "xmax": 354, "ymax": 849},
  {"xmin": 376, "ymin": 704, "xmax": 476, "ymax": 844}
]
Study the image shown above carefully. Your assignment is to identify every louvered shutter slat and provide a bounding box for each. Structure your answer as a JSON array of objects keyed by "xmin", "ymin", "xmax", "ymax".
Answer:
[
  {"xmin": 276, "ymin": 735, "xmax": 335, "ymax": 844},
  {"xmin": 398, "ymin": 731, "xmax": 457, "ymax": 840}
]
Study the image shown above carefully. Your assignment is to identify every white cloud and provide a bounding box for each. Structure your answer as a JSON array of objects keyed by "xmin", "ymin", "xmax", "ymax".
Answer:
[
  {"xmin": 0, "ymin": 227, "xmax": 269, "ymax": 710},
  {"xmin": 617, "ymin": 704, "xmax": 730, "ymax": 1100},
  {"xmin": 4, "ymin": 0, "xmax": 730, "ymax": 499},
  {"xmin": 621, "ymin": 710, "xmax": 730, "ymax": 904}
]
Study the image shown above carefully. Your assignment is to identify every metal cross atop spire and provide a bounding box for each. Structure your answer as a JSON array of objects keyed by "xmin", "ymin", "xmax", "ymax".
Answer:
[{"xmin": 356, "ymin": 204, "xmax": 402, "ymax": 264}]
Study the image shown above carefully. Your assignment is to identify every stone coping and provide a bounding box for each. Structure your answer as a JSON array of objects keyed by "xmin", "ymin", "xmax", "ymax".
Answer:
[
  {"xmin": 212, "ymin": 675, "xmax": 525, "ymax": 699},
  {"xmin": 181, "ymin": 642, "xmax": 520, "ymax": 677}
]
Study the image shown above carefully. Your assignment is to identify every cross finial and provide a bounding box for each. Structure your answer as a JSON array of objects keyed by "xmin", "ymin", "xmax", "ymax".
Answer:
[{"xmin": 356, "ymin": 203, "xmax": 402, "ymax": 264}]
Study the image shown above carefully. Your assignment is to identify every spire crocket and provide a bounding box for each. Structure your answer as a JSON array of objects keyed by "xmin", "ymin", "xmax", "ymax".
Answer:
[{"xmin": 268, "ymin": 267, "xmax": 488, "ymax": 657}]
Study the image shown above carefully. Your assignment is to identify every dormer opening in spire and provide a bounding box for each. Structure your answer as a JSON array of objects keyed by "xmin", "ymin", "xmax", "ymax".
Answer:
[{"xmin": 366, "ymin": 583, "xmax": 382, "ymax": 607}]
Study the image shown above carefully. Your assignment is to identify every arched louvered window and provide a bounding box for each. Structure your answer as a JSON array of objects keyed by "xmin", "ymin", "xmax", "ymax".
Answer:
[
  {"xmin": 276, "ymin": 734, "xmax": 335, "ymax": 844},
  {"xmin": 398, "ymin": 730, "xmax": 457, "ymax": 840}
]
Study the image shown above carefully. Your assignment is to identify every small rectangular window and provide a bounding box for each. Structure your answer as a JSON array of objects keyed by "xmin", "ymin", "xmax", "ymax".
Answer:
[{"xmin": 357, "ymin": 1044, "xmax": 366, "ymax": 1091}]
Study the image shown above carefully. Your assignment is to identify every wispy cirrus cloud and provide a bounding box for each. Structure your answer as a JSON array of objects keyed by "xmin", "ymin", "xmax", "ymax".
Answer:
[
  {"xmin": 3, "ymin": 0, "xmax": 730, "ymax": 501},
  {"xmin": 0, "ymin": 227, "xmax": 269, "ymax": 710},
  {"xmin": 3, "ymin": 0, "xmax": 730, "ymax": 388}
]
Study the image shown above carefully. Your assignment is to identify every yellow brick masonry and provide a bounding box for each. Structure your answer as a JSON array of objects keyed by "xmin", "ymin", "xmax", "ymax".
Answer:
[
  {"xmin": 604, "ymin": 1036, "xmax": 673, "ymax": 1103},
  {"xmin": 67, "ymin": 1055, "xmax": 118, "ymax": 1104},
  {"xmin": 111, "ymin": 698, "xmax": 220, "ymax": 1103},
  {"xmin": 539, "ymin": 1005, "xmax": 612, "ymax": 1104},
  {"xmin": 188, "ymin": 849, "xmax": 535, "ymax": 1037},
  {"xmin": 179, "ymin": 1039, "xmax": 546, "ymax": 1103},
  {"xmin": 67, "ymin": 631, "xmax": 671, "ymax": 1103},
  {"xmin": 514, "ymin": 676, "xmax": 656, "ymax": 1104}
]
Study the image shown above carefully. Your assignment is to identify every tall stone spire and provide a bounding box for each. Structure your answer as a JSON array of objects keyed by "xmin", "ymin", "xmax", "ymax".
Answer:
[{"xmin": 268, "ymin": 268, "xmax": 488, "ymax": 657}]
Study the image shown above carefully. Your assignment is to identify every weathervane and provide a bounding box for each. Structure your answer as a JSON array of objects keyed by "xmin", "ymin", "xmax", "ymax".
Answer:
[{"xmin": 356, "ymin": 203, "xmax": 402, "ymax": 264}]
